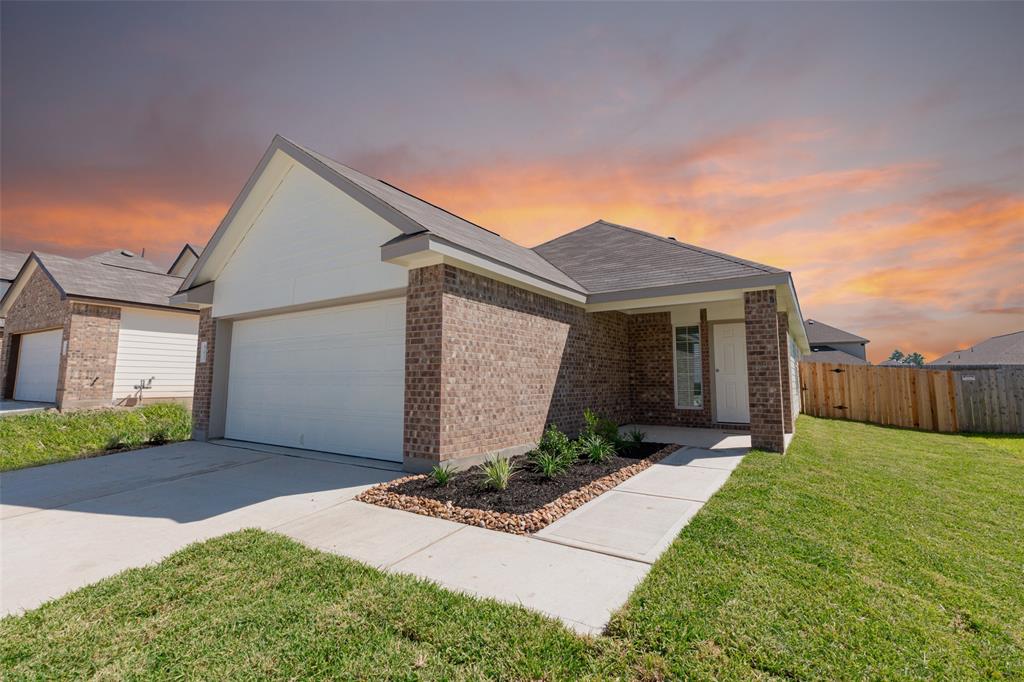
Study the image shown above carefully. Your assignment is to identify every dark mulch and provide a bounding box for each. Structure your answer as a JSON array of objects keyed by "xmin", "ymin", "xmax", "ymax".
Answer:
[{"xmin": 391, "ymin": 442, "xmax": 670, "ymax": 515}]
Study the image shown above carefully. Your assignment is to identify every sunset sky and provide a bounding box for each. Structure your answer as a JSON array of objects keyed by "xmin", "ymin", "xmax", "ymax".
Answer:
[{"xmin": 2, "ymin": 2, "xmax": 1021, "ymax": 362}]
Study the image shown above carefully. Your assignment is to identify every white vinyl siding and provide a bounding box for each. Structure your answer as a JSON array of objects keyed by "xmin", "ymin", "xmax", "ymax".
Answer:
[
  {"xmin": 224, "ymin": 297, "xmax": 405, "ymax": 462},
  {"xmin": 674, "ymin": 325, "xmax": 703, "ymax": 409},
  {"xmin": 14, "ymin": 329, "xmax": 62, "ymax": 403},
  {"xmin": 788, "ymin": 333, "xmax": 802, "ymax": 415},
  {"xmin": 212, "ymin": 162, "xmax": 407, "ymax": 318},
  {"xmin": 113, "ymin": 308, "xmax": 199, "ymax": 401}
]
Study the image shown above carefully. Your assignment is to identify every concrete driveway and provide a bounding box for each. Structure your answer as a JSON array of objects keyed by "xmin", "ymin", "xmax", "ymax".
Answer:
[
  {"xmin": 1, "ymin": 441, "xmax": 398, "ymax": 616},
  {"xmin": 2, "ymin": 438, "xmax": 745, "ymax": 634}
]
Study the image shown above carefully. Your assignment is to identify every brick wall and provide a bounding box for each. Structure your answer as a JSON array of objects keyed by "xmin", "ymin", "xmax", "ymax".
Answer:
[
  {"xmin": 191, "ymin": 307, "xmax": 216, "ymax": 440},
  {"xmin": 744, "ymin": 290, "xmax": 785, "ymax": 451},
  {"xmin": 0, "ymin": 268, "xmax": 69, "ymax": 400},
  {"xmin": 404, "ymin": 264, "xmax": 631, "ymax": 469},
  {"xmin": 777, "ymin": 311, "xmax": 794, "ymax": 434},
  {"xmin": 629, "ymin": 309, "xmax": 713, "ymax": 427},
  {"xmin": 60, "ymin": 303, "xmax": 120, "ymax": 408}
]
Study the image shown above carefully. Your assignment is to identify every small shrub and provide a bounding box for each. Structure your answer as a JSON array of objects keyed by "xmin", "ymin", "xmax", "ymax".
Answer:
[
  {"xmin": 148, "ymin": 428, "xmax": 171, "ymax": 445},
  {"xmin": 578, "ymin": 433, "xmax": 615, "ymax": 464},
  {"xmin": 538, "ymin": 424, "xmax": 575, "ymax": 459},
  {"xmin": 106, "ymin": 431, "xmax": 143, "ymax": 451},
  {"xmin": 530, "ymin": 449, "xmax": 572, "ymax": 479},
  {"xmin": 582, "ymin": 408, "xmax": 620, "ymax": 446},
  {"xmin": 429, "ymin": 464, "xmax": 455, "ymax": 486},
  {"xmin": 621, "ymin": 428, "xmax": 646, "ymax": 451},
  {"xmin": 478, "ymin": 457, "xmax": 515, "ymax": 491}
]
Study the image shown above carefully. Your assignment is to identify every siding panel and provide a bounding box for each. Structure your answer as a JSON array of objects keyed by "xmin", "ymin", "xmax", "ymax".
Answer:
[{"xmin": 113, "ymin": 308, "xmax": 199, "ymax": 401}]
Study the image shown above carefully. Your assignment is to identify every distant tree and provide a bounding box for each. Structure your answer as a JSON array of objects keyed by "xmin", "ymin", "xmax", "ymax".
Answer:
[
  {"xmin": 904, "ymin": 352, "xmax": 925, "ymax": 367},
  {"xmin": 887, "ymin": 349, "xmax": 925, "ymax": 367}
]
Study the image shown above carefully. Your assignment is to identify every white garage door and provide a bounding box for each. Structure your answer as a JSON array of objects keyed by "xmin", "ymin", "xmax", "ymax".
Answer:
[
  {"xmin": 224, "ymin": 297, "xmax": 405, "ymax": 461},
  {"xmin": 14, "ymin": 329, "xmax": 62, "ymax": 403}
]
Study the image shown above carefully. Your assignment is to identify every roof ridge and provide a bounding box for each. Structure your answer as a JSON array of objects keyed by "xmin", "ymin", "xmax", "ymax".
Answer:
[
  {"xmin": 98, "ymin": 261, "xmax": 184, "ymax": 279},
  {"xmin": 293, "ymin": 140, "xmax": 503, "ymax": 238},
  {"xmin": 596, "ymin": 220, "xmax": 781, "ymax": 275}
]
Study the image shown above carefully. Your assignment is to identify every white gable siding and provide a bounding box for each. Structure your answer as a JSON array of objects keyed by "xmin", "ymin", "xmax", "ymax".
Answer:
[
  {"xmin": 212, "ymin": 162, "xmax": 407, "ymax": 318},
  {"xmin": 113, "ymin": 308, "xmax": 199, "ymax": 402}
]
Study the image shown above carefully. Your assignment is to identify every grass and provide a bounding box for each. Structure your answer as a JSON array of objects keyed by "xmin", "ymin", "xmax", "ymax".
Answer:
[
  {"xmin": 0, "ymin": 403, "xmax": 191, "ymax": 471},
  {"xmin": 1, "ymin": 416, "xmax": 1021, "ymax": 680}
]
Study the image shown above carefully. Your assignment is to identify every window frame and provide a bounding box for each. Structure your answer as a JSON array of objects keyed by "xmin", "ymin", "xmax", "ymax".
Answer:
[{"xmin": 672, "ymin": 324, "xmax": 704, "ymax": 410}]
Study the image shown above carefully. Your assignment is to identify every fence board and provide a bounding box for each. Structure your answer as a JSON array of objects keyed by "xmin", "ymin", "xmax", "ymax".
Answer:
[{"xmin": 799, "ymin": 362, "xmax": 1023, "ymax": 434}]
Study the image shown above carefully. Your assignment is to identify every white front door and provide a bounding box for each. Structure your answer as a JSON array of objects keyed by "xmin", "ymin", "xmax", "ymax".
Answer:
[
  {"xmin": 224, "ymin": 297, "xmax": 406, "ymax": 462},
  {"xmin": 14, "ymin": 329, "xmax": 62, "ymax": 403},
  {"xmin": 713, "ymin": 322, "xmax": 750, "ymax": 423}
]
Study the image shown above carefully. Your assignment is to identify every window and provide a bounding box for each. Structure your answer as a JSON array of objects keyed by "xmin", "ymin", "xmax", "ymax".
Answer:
[{"xmin": 674, "ymin": 326, "xmax": 703, "ymax": 408}]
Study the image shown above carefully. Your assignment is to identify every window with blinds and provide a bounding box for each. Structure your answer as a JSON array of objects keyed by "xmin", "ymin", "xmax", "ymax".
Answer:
[{"xmin": 674, "ymin": 326, "xmax": 703, "ymax": 408}]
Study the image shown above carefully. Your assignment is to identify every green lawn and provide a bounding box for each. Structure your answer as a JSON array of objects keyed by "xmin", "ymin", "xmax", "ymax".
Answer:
[
  {"xmin": 2, "ymin": 417, "xmax": 1021, "ymax": 680},
  {"xmin": 0, "ymin": 403, "xmax": 191, "ymax": 471}
]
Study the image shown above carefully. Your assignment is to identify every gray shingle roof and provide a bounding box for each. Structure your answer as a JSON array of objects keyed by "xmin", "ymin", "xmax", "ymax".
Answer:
[
  {"xmin": 293, "ymin": 141, "xmax": 582, "ymax": 292},
  {"xmin": 804, "ymin": 319, "xmax": 869, "ymax": 344},
  {"xmin": 802, "ymin": 349, "xmax": 869, "ymax": 365},
  {"xmin": 1, "ymin": 251, "xmax": 29, "ymax": 282},
  {"xmin": 532, "ymin": 220, "xmax": 784, "ymax": 294},
  {"xmin": 33, "ymin": 252, "xmax": 184, "ymax": 308},
  {"xmin": 85, "ymin": 249, "xmax": 166, "ymax": 274},
  {"xmin": 927, "ymin": 330, "xmax": 1024, "ymax": 366}
]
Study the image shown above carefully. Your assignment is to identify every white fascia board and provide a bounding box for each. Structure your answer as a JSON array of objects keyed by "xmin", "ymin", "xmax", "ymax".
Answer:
[
  {"xmin": 382, "ymin": 234, "xmax": 588, "ymax": 306},
  {"xmin": 169, "ymin": 281, "xmax": 214, "ymax": 309}
]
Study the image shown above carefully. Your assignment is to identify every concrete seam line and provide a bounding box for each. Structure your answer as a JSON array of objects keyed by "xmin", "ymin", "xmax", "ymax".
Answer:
[{"xmin": 385, "ymin": 525, "xmax": 467, "ymax": 569}]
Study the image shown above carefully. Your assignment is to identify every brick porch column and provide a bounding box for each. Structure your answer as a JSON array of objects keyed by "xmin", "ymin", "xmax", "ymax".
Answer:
[
  {"xmin": 777, "ymin": 311, "xmax": 794, "ymax": 434},
  {"xmin": 403, "ymin": 265, "xmax": 445, "ymax": 471},
  {"xmin": 192, "ymin": 307, "xmax": 216, "ymax": 440},
  {"xmin": 744, "ymin": 290, "xmax": 785, "ymax": 452}
]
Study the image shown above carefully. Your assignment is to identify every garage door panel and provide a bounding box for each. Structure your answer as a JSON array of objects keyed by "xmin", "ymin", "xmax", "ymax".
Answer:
[
  {"xmin": 225, "ymin": 298, "xmax": 405, "ymax": 462},
  {"xmin": 14, "ymin": 329, "xmax": 62, "ymax": 403}
]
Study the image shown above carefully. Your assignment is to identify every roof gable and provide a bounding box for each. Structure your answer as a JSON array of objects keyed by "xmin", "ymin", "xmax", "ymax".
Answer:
[
  {"xmin": 533, "ymin": 220, "xmax": 784, "ymax": 295},
  {"xmin": 183, "ymin": 136, "xmax": 582, "ymax": 294},
  {"xmin": 804, "ymin": 319, "xmax": 869, "ymax": 344},
  {"xmin": 928, "ymin": 330, "xmax": 1024, "ymax": 366}
]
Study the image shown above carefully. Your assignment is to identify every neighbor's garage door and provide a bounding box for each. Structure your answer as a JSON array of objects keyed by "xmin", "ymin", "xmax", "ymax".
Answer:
[
  {"xmin": 224, "ymin": 297, "xmax": 405, "ymax": 461},
  {"xmin": 14, "ymin": 328, "xmax": 62, "ymax": 403}
]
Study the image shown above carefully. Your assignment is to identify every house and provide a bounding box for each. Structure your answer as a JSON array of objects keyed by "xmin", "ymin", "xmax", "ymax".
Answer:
[
  {"xmin": 802, "ymin": 319, "xmax": 869, "ymax": 365},
  {"xmin": 0, "ymin": 248, "xmax": 200, "ymax": 408},
  {"xmin": 1, "ymin": 250, "xmax": 30, "ymax": 344},
  {"xmin": 927, "ymin": 330, "xmax": 1024, "ymax": 368},
  {"xmin": 172, "ymin": 136, "xmax": 810, "ymax": 471}
]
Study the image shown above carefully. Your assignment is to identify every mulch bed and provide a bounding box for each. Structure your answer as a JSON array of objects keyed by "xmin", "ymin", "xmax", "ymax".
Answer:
[{"xmin": 357, "ymin": 442, "xmax": 680, "ymax": 535}]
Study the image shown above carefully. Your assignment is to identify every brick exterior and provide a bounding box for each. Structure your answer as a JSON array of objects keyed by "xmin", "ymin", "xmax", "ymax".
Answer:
[
  {"xmin": 61, "ymin": 302, "xmax": 121, "ymax": 408},
  {"xmin": 777, "ymin": 311, "xmax": 794, "ymax": 434},
  {"xmin": 744, "ymin": 290, "xmax": 786, "ymax": 452},
  {"xmin": 1, "ymin": 268, "xmax": 69, "ymax": 399},
  {"xmin": 404, "ymin": 264, "xmax": 631, "ymax": 468},
  {"xmin": 0, "ymin": 267, "xmax": 125, "ymax": 408},
  {"xmin": 630, "ymin": 309, "xmax": 714, "ymax": 427},
  {"xmin": 191, "ymin": 307, "xmax": 216, "ymax": 440}
]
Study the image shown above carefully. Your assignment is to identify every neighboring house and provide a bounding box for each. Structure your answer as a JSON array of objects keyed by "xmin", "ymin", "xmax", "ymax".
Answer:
[
  {"xmin": 1, "ymin": 250, "xmax": 30, "ymax": 344},
  {"xmin": 167, "ymin": 243, "xmax": 203, "ymax": 277},
  {"xmin": 0, "ymin": 248, "xmax": 200, "ymax": 409},
  {"xmin": 927, "ymin": 330, "xmax": 1024, "ymax": 368},
  {"xmin": 172, "ymin": 135, "xmax": 810, "ymax": 471},
  {"xmin": 802, "ymin": 319, "xmax": 869, "ymax": 364}
]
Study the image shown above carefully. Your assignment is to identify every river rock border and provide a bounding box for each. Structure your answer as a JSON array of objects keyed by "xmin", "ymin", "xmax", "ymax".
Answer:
[{"xmin": 356, "ymin": 444, "xmax": 681, "ymax": 535}]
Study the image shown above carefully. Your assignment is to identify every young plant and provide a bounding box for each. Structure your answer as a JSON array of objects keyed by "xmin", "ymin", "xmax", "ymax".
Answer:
[
  {"xmin": 582, "ymin": 409, "xmax": 620, "ymax": 445},
  {"xmin": 621, "ymin": 428, "xmax": 646, "ymax": 451},
  {"xmin": 148, "ymin": 427, "xmax": 171, "ymax": 445},
  {"xmin": 478, "ymin": 456, "xmax": 515, "ymax": 491},
  {"xmin": 578, "ymin": 433, "xmax": 615, "ymax": 464},
  {"xmin": 530, "ymin": 449, "xmax": 572, "ymax": 479},
  {"xmin": 429, "ymin": 464, "xmax": 455, "ymax": 486},
  {"xmin": 538, "ymin": 424, "xmax": 574, "ymax": 459}
]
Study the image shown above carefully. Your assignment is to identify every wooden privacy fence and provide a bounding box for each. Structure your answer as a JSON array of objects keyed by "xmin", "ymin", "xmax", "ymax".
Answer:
[{"xmin": 799, "ymin": 362, "xmax": 1024, "ymax": 434}]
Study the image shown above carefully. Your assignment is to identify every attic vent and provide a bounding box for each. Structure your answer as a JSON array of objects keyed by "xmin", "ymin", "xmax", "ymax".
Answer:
[
  {"xmin": 667, "ymin": 236, "xmax": 677, "ymax": 241},
  {"xmin": 120, "ymin": 250, "xmax": 135, "ymax": 257}
]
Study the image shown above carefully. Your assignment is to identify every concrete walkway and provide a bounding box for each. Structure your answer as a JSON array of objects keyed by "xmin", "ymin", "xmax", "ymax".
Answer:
[
  {"xmin": 0, "ymin": 399, "xmax": 53, "ymax": 417},
  {"xmin": 2, "ymin": 435, "xmax": 745, "ymax": 634}
]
